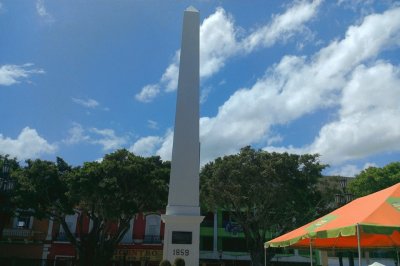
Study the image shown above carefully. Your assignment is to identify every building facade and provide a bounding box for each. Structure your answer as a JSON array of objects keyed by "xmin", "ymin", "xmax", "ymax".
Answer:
[
  {"xmin": 0, "ymin": 176, "xmax": 346, "ymax": 266},
  {"xmin": 0, "ymin": 209, "xmax": 253, "ymax": 265}
]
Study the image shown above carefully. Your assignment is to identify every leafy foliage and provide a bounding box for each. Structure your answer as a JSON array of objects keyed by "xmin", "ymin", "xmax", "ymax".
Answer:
[
  {"xmin": 11, "ymin": 149, "xmax": 170, "ymax": 266},
  {"xmin": 159, "ymin": 259, "xmax": 172, "ymax": 266},
  {"xmin": 200, "ymin": 146, "xmax": 327, "ymax": 266},
  {"xmin": 173, "ymin": 257, "xmax": 185, "ymax": 266},
  {"xmin": 12, "ymin": 157, "xmax": 72, "ymax": 218},
  {"xmin": 0, "ymin": 155, "xmax": 20, "ymax": 238},
  {"xmin": 348, "ymin": 162, "xmax": 400, "ymax": 197}
]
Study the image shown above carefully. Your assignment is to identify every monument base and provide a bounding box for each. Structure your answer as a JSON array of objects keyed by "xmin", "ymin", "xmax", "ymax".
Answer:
[{"xmin": 162, "ymin": 214, "xmax": 204, "ymax": 265}]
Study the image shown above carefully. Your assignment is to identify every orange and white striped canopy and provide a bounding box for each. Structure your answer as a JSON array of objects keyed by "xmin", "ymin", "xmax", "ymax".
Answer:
[{"xmin": 266, "ymin": 183, "xmax": 400, "ymax": 249}]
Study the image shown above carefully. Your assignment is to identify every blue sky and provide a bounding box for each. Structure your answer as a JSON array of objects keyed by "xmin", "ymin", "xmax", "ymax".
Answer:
[{"xmin": 1, "ymin": 0, "xmax": 400, "ymax": 177}]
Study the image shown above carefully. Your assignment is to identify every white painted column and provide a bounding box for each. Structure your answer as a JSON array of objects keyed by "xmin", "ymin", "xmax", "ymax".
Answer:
[
  {"xmin": 46, "ymin": 219, "xmax": 54, "ymax": 241},
  {"xmin": 41, "ymin": 244, "xmax": 51, "ymax": 266},
  {"xmin": 162, "ymin": 6, "xmax": 204, "ymax": 266},
  {"xmin": 42, "ymin": 219, "xmax": 54, "ymax": 266}
]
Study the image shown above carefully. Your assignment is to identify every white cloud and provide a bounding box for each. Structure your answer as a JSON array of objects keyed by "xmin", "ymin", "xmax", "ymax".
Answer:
[
  {"xmin": 328, "ymin": 162, "xmax": 378, "ymax": 177},
  {"xmin": 0, "ymin": 127, "xmax": 57, "ymax": 160},
  {"xmin": 132, "ymin": 6, "xmax": 400, "ymax": 167},
  {"xmin": 155, "ymin": 129, "xmax": 174, "ymax": 161},
  {"xmin": 200, "ymin": 86, "xmax": 212, "ymax": 104},
  {"xmin": 128, "ymin": 129, "xmax": 173, "ymax": 161},
  {"xmin": 306, "ymin": 62, "xmax": 400, "ymax": 164},
  {"xmin": 36, "ymin": 0, "xmax": 54, "ymax": 22},
  {"xmin": 89, "ymin": 128, "xmax": 127, "ymax": 151},
  {"xmin": 63, "ymin": 123, "xmax": 90, "ymax": 145},
  {"xmin": 138, "ymin": 1, "xmax": 321, "ymax": 102},
  {"xmin": 64, "ymin": 123, "xmax": 127, "ymax": 151},
  {"xmin": 337, "ymin": 0, "xmax": 376, "ymax": 15},
  {"xmin": 135, "ymin": 84, "xmax": 160, "ymax": 103},
  {"xmin": 199, "ymin": 8, "xmax": 239, "ymax": 79},
  {"xmin": 267, "ymin": 134, "xmax": 284, "ymax": 146},
  {"xmin": 241, "ymin": 0, "xmax": 321, "ymax": 53},
  {"xmin": 329, "ymin": 164, "xmax": 361, "ymax": 177},
  {"xmin": 72, "ymin": 98, "xmax": 99, "ymax": 108},
  {"xmin": 161, "ymin": 51, "xmax": 180, "ymax": 92},
  {"xmin": 130, "ymin": 136, "xmax": 163, "ymax": 157},
  {"xmin": 157, "ymin": 8, "xmax": 238, "ymax": 94},
  {"xmin": 260, "ymin": 6, "xmax": 400, "ymax": 164},
  {"xmin": 201, "ymin": 6, "xmax": 400, "ymax": 164},
  {"xmin": 0, "ymin": 63, "xmax": 44, "ymax": 86},
  {"xmin": 147, "ymin": 120, "xmax": 158, "ymax": 130},
  {"xmin": 363, "ymin": 162, "xmax": 378, "ymax": 169}
]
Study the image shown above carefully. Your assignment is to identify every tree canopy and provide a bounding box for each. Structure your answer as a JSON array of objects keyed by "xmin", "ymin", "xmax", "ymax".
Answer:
[
  {"xmin": 200, "ymin": 146, "xmax": 328, "ymax": 266},
  {"xmin": 11, "ymin": 149, "xmax": 170, "ymax": 266},
  {"xmin": 348, "ymin": 162, "xmax": 400, "ymax": 197},
  {"xmin": 0, "ymin": 155, "xmax": 20, "ymax": 238}
]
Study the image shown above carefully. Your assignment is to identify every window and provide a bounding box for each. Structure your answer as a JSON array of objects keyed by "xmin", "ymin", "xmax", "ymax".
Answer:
[
  {"xmin": 144, "ymin": 214, "xmax": 161, "ymax": 244},
  {"xmin": 15, "ymin": 215, "xmax": 31, "ymax": 229},
  {"xmin": 121, "ymin": 218, "xmax": 134, "ymax": 244},
  {"xmin": 58, "ymin": 214, "xmax": 78, "ymax": 241}
]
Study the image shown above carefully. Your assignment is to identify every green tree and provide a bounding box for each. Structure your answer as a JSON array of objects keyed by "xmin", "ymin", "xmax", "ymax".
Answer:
[
  {"xmin": 0, "ymin": 155, "xmax": 20, "ymax": 239},
  {"xmin": 200, "ymin": 146, "xmax": 327, "ymax": 266},
  {"xmin": 173, "ymin": 257, "xmax": 185, "ymax": 266},
  {"xmin": 12, "ymin": 149, "xmax": 170, "ymax": 266},
  {"xmin": 348, "ymin": 162, "xmax": 400, "ymax": 197},
  {"xmin": 159, "ymin": 259, "xmax": 172, "ymax": 266}
]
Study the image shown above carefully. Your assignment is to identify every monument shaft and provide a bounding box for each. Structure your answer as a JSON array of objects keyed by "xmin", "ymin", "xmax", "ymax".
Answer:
[
  {"xmin": 162, "ymin": 7, "xmax": 204, "ymax": 265},
  {"xmin": 167, "ymin": 6, "xmax": 200, "ymax": 214}
]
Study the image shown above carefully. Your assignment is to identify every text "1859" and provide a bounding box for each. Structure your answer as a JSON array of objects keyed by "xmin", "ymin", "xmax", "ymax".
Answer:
[{"xmin": 173, "ymin": 249, "xmax": 189, "ymax": 256}]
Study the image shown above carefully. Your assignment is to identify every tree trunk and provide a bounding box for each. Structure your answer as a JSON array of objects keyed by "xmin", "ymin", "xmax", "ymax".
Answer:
[
  {"xmin": 0, "ymin": 212, "xmax": 8, "ymax": 239},
  {"xmin": 250, "ymin": 246, "xmax": 265, "ymax": 266},
  {"xmin": 78, "ymin": 242, "xmax": 95, "ymax": 266}
]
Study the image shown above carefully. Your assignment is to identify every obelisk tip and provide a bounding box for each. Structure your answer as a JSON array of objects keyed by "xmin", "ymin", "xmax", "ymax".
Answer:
[{"xmin": 186, "ymin": 6, "xmax": 199, "ymax": 13}]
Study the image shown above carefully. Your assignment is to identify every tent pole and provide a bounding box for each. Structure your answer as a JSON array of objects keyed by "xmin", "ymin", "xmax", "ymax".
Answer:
[
  {"xmin": 396, "ymin": 248, "xmax": 399, "ymax": 266},
  {"xmin": 310, "ymin": 239, "xmax": 313, "ymax": 266},
  {"xmin": 356, "ymin": 224, "xmax": 361, "ymax": 266}
]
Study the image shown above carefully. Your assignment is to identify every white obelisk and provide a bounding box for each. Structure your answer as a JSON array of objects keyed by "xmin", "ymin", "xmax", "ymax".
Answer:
[{"xmin": 162, "ymin": 6, "xmax": 204, "ymax": 265}]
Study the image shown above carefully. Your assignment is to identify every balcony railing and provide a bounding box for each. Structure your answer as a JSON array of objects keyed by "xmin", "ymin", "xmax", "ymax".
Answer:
[
  {"xmin": 142, "ymin": 235, "xmax": 162, "ymax": 244},
  {"xmin": 3, "ymin": 228, "xmax": 34, "ymax": 238},
  {"xmin": 54, "ymin": 231, "xmax": 85, "ymax": 242}
]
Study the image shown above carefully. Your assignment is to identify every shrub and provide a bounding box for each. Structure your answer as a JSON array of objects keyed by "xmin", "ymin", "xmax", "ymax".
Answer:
[
  {"xmin": 173, "ymin": 257, "xmax": 185, "ymax": 266},
  {"xmin": 159, "ymin": 259, "xmax": 172, "ymax": 266}
]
